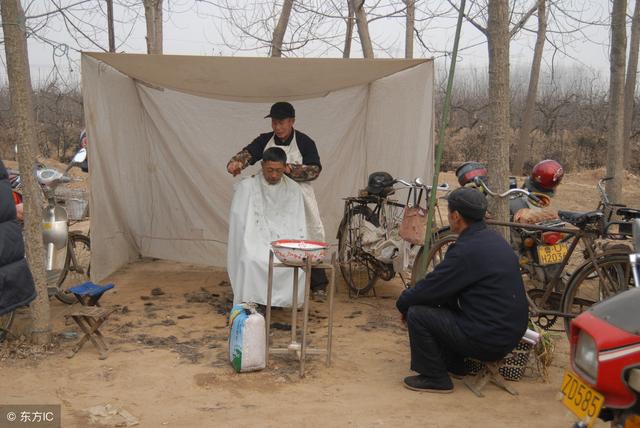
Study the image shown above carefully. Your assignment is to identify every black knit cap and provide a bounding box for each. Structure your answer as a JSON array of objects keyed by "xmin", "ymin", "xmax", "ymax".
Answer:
[
  {"xmin": 265, "ymin": 102, "xmax": 295, "ymax": 119},
  {"xmin": 446, "ymin": 187, "xmax": 487, "ymax": 221}
]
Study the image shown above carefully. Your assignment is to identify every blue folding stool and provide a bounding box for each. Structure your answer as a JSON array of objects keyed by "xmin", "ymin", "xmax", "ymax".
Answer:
[
  {"xmin": 68, "ymin": 281, "xmax": 115, "ymax": 306},
  {"xmin": 65, "ymin": 282, "xmax": 116, "ymax": 359}
]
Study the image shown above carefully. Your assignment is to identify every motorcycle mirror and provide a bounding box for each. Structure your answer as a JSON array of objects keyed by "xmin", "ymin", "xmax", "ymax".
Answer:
[
  {"xmin": 36, "ymin": 168, "xmax": 64, "ymax": 185},
  {"xmin": 71, "ymin": 148, "xmax": 87, "ymax": 164}
]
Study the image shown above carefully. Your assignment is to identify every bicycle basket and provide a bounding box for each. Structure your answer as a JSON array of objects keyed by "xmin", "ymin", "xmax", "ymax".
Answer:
[{"xmin": 55, "ymin": 188, "xmax": 89, "ymax": 220}]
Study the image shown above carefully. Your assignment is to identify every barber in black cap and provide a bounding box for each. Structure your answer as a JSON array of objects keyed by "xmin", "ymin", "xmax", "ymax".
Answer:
[
  {"xmin": 226, "ymin": 102, "xmax": 328, "ymax": 294},
  {"xmin": 396, "ymin": 187, "xmax": 528, "ymax": 393}
]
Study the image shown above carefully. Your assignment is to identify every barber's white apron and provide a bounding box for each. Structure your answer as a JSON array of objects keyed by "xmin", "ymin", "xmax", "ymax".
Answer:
[{"xmin": 265, "ymin": 132, "xmax": 326, "ymax": 242}]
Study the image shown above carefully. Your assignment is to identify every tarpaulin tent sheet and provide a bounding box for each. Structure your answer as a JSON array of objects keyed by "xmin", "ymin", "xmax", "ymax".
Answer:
[{"xmin": 81, "ymin": 53, "xmax": 434, "ymax": 282}]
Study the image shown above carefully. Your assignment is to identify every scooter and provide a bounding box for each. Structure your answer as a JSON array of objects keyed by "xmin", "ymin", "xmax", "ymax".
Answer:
[
  {"xmin": 562, "ymin": 219, "xmax": 640, "ymax": 428},
  {"xmin": 1, "ymin": 148, "xmax": 89, "ymax": 341},
  {"xmin": 9, "ymin": 148, "xmax": 89, "ymax": 300}
]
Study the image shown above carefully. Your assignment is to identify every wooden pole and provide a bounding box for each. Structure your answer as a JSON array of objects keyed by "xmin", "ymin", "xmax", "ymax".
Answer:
[
  {"xmin": 414, "ymin": 0, "xmax": 466, "ymax": 282},
  {"xmin": 106, "ymin": 0, "xmax": 115, "ymax": 52}
]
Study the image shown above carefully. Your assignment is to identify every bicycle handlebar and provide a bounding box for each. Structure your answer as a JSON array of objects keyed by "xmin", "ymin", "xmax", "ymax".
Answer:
[
  {"xmin": 394, "ymin": 178, "xmax": 450, "ymax": 192},
  {"xmin": 472, "ymin": 177, "xmax": 543, "ymax": 205}
]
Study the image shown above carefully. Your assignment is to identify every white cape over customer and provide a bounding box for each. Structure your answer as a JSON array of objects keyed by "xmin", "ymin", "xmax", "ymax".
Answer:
[{"xmin": 227, "ymin": 173, "xmax": 307, "ymax": 307}]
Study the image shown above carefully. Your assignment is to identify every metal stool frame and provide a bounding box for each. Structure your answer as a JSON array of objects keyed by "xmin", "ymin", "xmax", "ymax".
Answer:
[{"xmin": 265, "ymin": 251, "xmax": 336, "ymax": 377}]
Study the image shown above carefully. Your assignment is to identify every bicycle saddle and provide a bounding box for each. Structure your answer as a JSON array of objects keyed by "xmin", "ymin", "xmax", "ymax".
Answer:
[
  {"xmin": 557, "ymin": 210, "xmax": 602, "ymax": 228},
  {"xmin": 617, "ymin": 207, "xmax": 640, "ymax": 219}
]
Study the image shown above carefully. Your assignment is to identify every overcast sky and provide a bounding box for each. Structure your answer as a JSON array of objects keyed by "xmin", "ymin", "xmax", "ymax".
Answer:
[{"xmin": 1, "ymin": 0, "xmax": 618, "ymax": 88}]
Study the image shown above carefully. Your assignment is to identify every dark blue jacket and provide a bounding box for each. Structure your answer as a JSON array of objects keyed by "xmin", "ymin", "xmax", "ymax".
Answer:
[
  {"xmin": 0, "ymin": 160, "xmax": 36, "ymax": 316},
  {"xmin": 397, "ymin": 221, "xmax": 528, "ymax": 350}
]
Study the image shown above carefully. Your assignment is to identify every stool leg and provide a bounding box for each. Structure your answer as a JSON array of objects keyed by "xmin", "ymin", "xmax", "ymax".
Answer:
[
  {"xmin": 300, "ymin": 258, "xmax": 312, "ymax": 377},
  {"xmin": 291, "ymin": 267, "xmax": 299, "ymax": 345},
  {"xmin": 266, "ymin": 251, "xmax": 274, "ymax": 366},
  {"xmin": 326, "ymin": 253, "xmax": 336, "ymax": 367},
  {"xmin": 463, "ymin": 368, "xmax": 491, "ymax": 398},
  {"xmin": 69, "ymin": 316, "xmax": 108, "ymax": 359},
  {"xmin": 84, "ymin": 317, "xmax": 109, "ymax": 350},
  {"xmin": 487, "ymin": 364, "xmax": 519, "ymax": 396}
]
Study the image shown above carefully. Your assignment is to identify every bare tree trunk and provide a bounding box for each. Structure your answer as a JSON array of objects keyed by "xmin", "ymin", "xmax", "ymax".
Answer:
[
  {"xmin": 513, "ymin": 0, "xmax": 546, "ymax": 175},
  {"xmin": 143, "ymin": 0, "xmax": 163, "ymax": 54},
  {"xmin": 624, "ymin": 0, "xmax": 640, "ymax": 169},
  {"xmin": 350, "ymin": 0, "xmax": 374, "ymax": 58},
  {"xmin": 606, "ymin": 0, "xmax": 627, "ymax": 203},
  {"xmin": 404, "ymin": 0, "xmax": 415, "ymax": 58},
  {"xmin": 486, "ymin": 0, "xmax": 511, "ymax": 240},
  {"xmin": 271, "ymin": 0, "xmax": 294, "ymax": 57},
  {"xmin": 343, "ymin": 0, "xmax": 355, "ymax": 58},
  {"xmin": 1, "ymin": 0, "xmax": 50, "ymax": 345},
  {"xmin": 107, "ymin": 0, "xmax": 115, "ymax": 52}
]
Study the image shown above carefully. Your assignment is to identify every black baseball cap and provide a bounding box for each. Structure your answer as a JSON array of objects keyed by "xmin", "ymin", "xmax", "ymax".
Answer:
[
  {"xmin": 265, "ymin": 102, "xmax": 295, "ymax": 119},
  {"xmin": 446, "ymin": 187, "xmax": 488, "ymax": 221}
]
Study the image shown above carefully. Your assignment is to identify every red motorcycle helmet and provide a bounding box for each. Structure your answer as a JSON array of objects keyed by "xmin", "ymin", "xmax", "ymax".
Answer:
[{"xmin": 530, "ymin": 159, "xmax": 564, "ymax": 192}]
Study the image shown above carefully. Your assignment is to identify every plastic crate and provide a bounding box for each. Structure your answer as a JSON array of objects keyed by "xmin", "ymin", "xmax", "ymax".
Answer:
[
  {"xmin": 464, "ymin": 340, "xmax": 533, "ymax": 381},
  {"xmin": 55, "ymin": 188, "xmax": 89, "ymax": 220}
]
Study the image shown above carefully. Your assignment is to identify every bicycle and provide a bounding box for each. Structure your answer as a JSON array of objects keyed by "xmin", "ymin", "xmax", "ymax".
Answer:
[
  {"xmin": 336, "ymin": 175, "xmax": 449, "ymax": 296},
  {"xmin": 421, "ymin": 178, "xmax": 634, "ymax": 335}
]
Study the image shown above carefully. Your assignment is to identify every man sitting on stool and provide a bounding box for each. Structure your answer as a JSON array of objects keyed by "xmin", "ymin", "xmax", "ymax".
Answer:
[
  {"xmin": 396, "ymin": 187, "xmax": 528, "ymax": 393},
  {"xmin": 227, "ymin": 147, "xmax": 307, "ymax": 307}
]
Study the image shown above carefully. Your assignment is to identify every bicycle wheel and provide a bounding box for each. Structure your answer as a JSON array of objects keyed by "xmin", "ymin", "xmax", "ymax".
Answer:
[
  {"xmin": 410, "ymin": 233, "xmax": 458, "ymax": 285},
  {"xmin": 338, "ymin": 205, "xmax": 380, "ymax": 296},
  {"xmin": 561, "ymin": 254, "xmax": 633, "ymax": 334},
  {"xmin": 0, "ymin": 310, "xmax": 15, "ymax": 342},
  {"xmin": 55, "ymin": 232, "xmax": 91, "ymax": 304}
]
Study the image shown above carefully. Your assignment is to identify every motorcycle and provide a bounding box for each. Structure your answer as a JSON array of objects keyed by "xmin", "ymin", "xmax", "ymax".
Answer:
[
  {"xmin": 1, "ymin": 147, "xmax": 90, "ymax": 341},
  {"xmin": 8, "ymin": 147, "xmax": 90, "ymax": 303},
  {"xmin": 562, "ymin": 219, "xmax": 640, "ymax": 428},
  {"xmin": 456, "ymin": 161, "xmax": 568, "ymax": 295}
]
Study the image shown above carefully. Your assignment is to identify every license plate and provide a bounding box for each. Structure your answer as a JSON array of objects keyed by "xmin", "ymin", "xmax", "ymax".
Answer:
[
  {"xmin": 561, "ymin": 371, "xmax": 605, "ymax": 427},
  {"xmin": 537, "ymin": 243, "xmax": 568, "ymax": 266}
]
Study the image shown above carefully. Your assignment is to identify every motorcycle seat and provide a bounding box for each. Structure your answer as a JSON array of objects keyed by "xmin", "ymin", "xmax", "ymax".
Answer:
[
  {"xmin": 617, "ymin": 207, "xmax": 640, "ymax": 219},
  {"xmin": 558, "ymin": 210, "xmax": 602, "ymax": 228}
]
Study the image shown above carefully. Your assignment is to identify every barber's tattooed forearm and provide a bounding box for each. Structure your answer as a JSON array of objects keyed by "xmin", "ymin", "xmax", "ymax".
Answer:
[
  {"xmin": 228, "ymin": 149, "xmax": 252, "ymax": 169},
  {"xmin": 287, "ymin": 164, "xmax": 321, "ymax": 182}
]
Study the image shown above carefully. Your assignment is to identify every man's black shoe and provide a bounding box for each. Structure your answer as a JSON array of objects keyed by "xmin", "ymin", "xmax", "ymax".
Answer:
[{"xmin": 403, "ymin": 375, "xmax": 454, "ymax": 393}]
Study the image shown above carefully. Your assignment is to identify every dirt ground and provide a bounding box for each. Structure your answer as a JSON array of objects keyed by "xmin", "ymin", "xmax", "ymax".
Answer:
[{"xmin": 2, "ymin": 167, "xmax": 639, "ymax": 428}]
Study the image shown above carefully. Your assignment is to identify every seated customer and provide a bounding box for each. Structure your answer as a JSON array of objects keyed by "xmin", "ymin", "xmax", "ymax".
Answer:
[
  {"xmin": 227, "ymin": 147, "xmax": 307, "ymax": 307},
  {"xmin": 396, "ymin": 187, "xmax": 528, "ymax": 393},
  {"xmin": 0, "ymin": 160, "xmax": 36, "ymax": 339}
]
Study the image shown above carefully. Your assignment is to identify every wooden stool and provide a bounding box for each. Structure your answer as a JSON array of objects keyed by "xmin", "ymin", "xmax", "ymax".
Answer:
[
  {"xmin": 65, "ymin": 306, "xmax": 117, "ymax": 360},
  {"xmin": 463, "ymin": 360, "xmax": 519, "ymax": 397},
  {"xmin": 265, "ymin": 251, "xmax": 336, "ymax": 377}
]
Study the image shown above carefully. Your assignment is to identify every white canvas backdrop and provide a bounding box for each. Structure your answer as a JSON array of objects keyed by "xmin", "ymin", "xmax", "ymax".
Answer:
[{"xmin": 81, "ymin": 53, "xmax": 435, "ymax": 281}]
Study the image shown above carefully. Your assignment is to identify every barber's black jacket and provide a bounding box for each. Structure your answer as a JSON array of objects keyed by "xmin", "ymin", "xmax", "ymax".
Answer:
[
  {"xmin": 243, "ymin": 130, "xmax": 322, "ymax": 168},
  {"xmin": 396, "ymin": 222, "xmax": 528, "ymax": 350}
]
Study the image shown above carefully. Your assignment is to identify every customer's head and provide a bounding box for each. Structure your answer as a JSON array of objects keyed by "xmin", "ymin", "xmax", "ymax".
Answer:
[
  {"xmin": 261, "ymin": 147, "xmax": 288, "ymax": 185},
  {"xmin": 446, "ymin": 187, "xmax": 487, "ymax": 233},
  {"xmin": 265, "ymin": 102, "xmax": 295, "ymax": 140}
]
